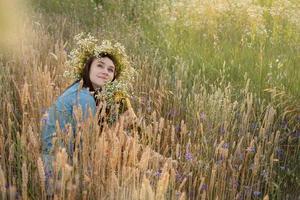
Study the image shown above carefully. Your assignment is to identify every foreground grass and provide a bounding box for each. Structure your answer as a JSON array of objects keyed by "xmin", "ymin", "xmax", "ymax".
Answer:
[{"xmin": 0, "ymin": 0, "xmax": 299, "ymax": 199}]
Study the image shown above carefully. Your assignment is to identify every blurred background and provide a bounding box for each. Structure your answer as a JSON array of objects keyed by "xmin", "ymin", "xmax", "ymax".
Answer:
[{"xmin": 0, "ymin": 0, "xmax": 299, "ymax": 199}]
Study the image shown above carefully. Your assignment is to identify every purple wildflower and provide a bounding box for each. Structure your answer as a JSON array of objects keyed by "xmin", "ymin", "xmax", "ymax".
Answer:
[
  {"xmin": 175, "ymin": 173, "xmax": 183, "ymax": 182},
  {"xmin": 261, "ymin": 169, "xmax": 268, "ymax": 178},
  {"xmin": 250, "ymin": 122, "xmax": 258, "ymax": 131},
  {"xmin": 236, "ymin": 194, "xmax": 244, "ymax": 200},
  {"xmin": 16, "ymin": 191, "xmax": 20, "ymax": 200},
  {"xmin": 175, "ymin": 124, "xmax": 181, "ymax": 133},
  {"xmin": 41, "ymin": 116, "xmax": 48, "ymax": 124},
  {"xmin": 219, "ymin": 126, "xmax": 225, "ymax": 134},
  {"xmin": 222, "ymin": 143, "xmax": 229, "ymax": 149},
  {"xmin": 167, "ymin": 109, "xmax": 177, "ymax": 118},
  {"xmin": 200, "ymin": 184, "xmax": 208, "ymax": 192},
  {"xmin": 154, "ymin": 169, "xmax": 162, "ymax": 177},
  {"xmin": 199, "ymin": 112, "xmax": 206, "ymax": 121},
  {"xmin": 291, "ymin": 130, "xmax": 300, "ymax": 138},
  {"xmin": 235, "ymin": 112, "xmax": 242, "ymax": 120},
  {"xmin": 189, "ymin": 191, "xmax": 195, "ymax": 199},
  {"xmin": 45, "ymin": 170, "xmax": 53, "ymax": 179},
  {"xmin": 280, "ymin": 120, "xmax": 288, "ymax": 130},
  {"xmin": 185, "ymin": 151, "xmax": 193, "ymax": 161},
  {"xmin": 275, "ymin": 148, "xmax": 284, "ymax": 159},
  {"xmin": 253, "ymin": 191, "xmax": 262, "ymax": 198},
  {"xmin": 231, "ymin": 179, "xmax": 239, "ymax": 188},
  {"xmin": 246, "ymin": 147, "xmax": 256, "ymax": 153}
]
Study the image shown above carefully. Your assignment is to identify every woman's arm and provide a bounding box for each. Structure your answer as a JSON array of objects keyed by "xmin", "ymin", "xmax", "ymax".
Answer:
[
  {"xmin": 41, "ymin": 99, "xmax": 74, "ymax": 183},
  {"xmin": 42, "ymin": 89, "xmax": 96, "ymax": 155}
]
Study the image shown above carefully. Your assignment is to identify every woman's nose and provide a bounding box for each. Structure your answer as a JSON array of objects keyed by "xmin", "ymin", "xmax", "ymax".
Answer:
[{"xmin": 101, "ymin": 68, "xmax": 109, "ymax": 74}]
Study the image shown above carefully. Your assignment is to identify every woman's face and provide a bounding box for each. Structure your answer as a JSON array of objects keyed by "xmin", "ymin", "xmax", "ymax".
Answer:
[{"xmin": 89, "ymin": 57, "xmax": 115, "ymax": 89}]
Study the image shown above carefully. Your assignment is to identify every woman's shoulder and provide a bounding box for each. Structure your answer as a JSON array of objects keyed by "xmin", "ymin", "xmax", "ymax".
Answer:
[
  {"xmin": 61, "ymin": 81, "xmax": 97, "ymax": 116},
  {"xmin": 56, "ymin": 82, "xmax": 78, "ymax": 105},
  {"xmin": 60, "ymin": 81, "xmax": 80, "ymax": 97},
  {"xmin": 57, "ymin": 81, "xmax": 95, "ymax": 106}
]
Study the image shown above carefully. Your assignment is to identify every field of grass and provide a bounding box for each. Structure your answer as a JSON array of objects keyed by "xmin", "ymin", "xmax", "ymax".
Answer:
[{"xmin": 0, "ymin": 0, "xmax": 299, "ymax": 199}]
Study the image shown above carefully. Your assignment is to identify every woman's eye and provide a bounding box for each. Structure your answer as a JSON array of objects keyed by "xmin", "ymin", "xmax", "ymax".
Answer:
[
  {"xmin": 108, "ymin": 68, "xmax": 114, "ymax": 73},
  {"xmin": 98, "ymin": 65, "xmax": 104, "ymax": 68}
]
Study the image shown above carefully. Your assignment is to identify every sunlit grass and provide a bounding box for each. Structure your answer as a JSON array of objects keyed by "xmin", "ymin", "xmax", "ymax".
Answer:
[{"xmin": 0, "ymin": 0, "xmax": 299, "ymax": 199}]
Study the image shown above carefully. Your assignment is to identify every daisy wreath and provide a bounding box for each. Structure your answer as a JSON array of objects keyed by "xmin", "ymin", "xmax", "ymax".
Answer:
[{"xmin": 64, "ymin": 33, "xmax": 136, "ymax": 121}]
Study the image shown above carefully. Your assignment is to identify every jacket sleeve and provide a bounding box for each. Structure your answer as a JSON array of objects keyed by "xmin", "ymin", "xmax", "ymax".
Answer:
[
  {"xmin": 41, "ymin": 98, "xmax": 74, "ymax": 152},
  {"xmin": 41, "ymin": 96, "xmax": 74, "ymax": 178},
  {"xmin": 41, "ymin": 90, "xmax": 96, "ymax": 176}
]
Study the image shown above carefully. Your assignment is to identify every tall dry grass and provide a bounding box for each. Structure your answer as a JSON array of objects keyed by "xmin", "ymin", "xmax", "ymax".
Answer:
[{"xmin": 0, "ymin": 0, "xmax": 299, "ymax": 199}]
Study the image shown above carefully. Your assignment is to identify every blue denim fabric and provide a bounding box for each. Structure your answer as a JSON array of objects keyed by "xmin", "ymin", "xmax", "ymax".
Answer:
[{"xmin": 41, "ymin": 81, "xmax": 96, "ymax": 176}]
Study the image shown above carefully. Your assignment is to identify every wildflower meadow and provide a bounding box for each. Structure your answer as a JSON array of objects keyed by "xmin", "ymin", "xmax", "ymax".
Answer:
[{"xmin": 0, "ymin": 0, "xmax": 299, "ymax": 199}]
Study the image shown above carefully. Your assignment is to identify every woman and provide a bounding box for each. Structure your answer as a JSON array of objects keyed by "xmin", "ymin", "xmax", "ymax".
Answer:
[{"xmin": 41, "ymin": 33, "xmax": 136, "ymax": 179}]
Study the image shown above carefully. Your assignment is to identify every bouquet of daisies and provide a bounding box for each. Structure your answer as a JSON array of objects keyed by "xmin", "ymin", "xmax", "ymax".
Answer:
[{"xmin": 95, "ymin": 81, "xmax": 133, "ymax": 124}]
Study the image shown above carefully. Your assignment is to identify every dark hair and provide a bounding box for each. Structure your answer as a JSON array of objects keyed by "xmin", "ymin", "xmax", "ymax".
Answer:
[
  {"xmin": 82, "ymin": 56, "xmax": 96, "ymax": 91},
  {"xmin": 82, "ymin": 54, "xmax": 118, "ymax": 91}
]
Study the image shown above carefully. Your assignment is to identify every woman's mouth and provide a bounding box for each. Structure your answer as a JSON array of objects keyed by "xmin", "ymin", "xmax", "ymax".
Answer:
[{"xmin": 97, "ymin": 75, "xmax": 107, "ymax": 80}]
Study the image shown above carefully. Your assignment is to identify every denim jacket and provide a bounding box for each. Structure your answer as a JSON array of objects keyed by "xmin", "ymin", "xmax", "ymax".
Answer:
[{"xmin": 41, "ymin": 81, "xmax": 96, "ymax": 175}]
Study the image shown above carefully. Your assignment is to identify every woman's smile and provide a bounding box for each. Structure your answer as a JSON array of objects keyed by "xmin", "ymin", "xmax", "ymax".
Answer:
[{"xmin": 96, "ymin": 75, "xmax": 108, "ymax": 80}]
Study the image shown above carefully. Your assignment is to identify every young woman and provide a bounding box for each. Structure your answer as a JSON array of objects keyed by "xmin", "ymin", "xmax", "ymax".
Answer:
[
  {"xmin": 41, "ymin": 35, "xmax": 177, "ymax": 198},
  {"xmin": 41, "ymin": 34, "xmax": 136, "ymax": 178}
]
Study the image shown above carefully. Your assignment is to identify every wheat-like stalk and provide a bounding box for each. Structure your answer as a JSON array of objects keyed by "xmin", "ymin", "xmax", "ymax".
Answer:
[
  {"xmin": 0, "ymin": 165, "xmax": 6, "ymax": 199},
  {"xmin": 22, "ymin": 161, "xmax": 28, "ymax": 200},
  {"xmin": 0, "ymin": 1, "xmax": 299, "ymax": 199},
  {"xmin": 155, "ymin": 162, "xmax": 170, "ymax": 200},
  {"xmin": 139, "ymin": 176, "xmax": 155, "ymax": 200},
  {"xmin": 37, "ymin": 157, "xmax": 46, "ymax": 195}
]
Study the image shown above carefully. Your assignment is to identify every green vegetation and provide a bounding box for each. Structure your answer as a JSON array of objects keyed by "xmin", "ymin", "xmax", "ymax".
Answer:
[{"xmin": 0, "ymin": 0, "xmax": 299, "ymax": 199}]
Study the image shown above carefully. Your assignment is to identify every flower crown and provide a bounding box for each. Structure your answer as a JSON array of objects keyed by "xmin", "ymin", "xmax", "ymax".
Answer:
[{"xmin": 64, "ymin": 32, "xmax": 135, "ymax": 83}]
